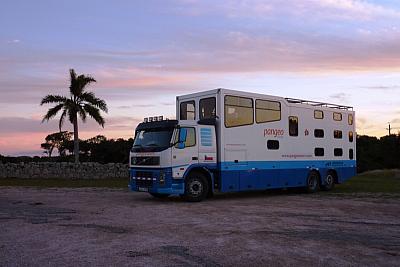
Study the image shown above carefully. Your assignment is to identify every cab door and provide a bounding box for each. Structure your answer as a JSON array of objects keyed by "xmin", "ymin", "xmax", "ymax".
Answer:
[{"xmin": 171, "ymin": 126, "xmax": 199, "ymax": 179}]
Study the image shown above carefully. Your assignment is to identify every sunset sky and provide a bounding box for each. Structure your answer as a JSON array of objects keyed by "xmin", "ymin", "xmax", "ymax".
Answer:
[{"xmin": 1, "ymin": 0, "xmax": 400, "ymax": 156}]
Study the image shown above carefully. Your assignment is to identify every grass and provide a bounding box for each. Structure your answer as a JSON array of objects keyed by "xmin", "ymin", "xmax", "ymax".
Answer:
[
  {"xmin": 0, "ymin": 178, "xmax": 129, "ymax": 188},
  {"xmin": 1, "ymin": 170, "xmax": 399, "ymax": 194},
  {"xmin": 333, "ymin": 169, "xmax": 400, "ymax": 194}
]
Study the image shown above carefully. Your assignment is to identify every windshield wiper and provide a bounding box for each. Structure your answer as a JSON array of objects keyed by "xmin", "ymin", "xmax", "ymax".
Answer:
[{"xmin": 145, "ymin": 143, "xmax": 159, "ymax": 147}]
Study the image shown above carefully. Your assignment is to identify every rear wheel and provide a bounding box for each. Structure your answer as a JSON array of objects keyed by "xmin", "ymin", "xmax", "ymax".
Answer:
[
  {"xmin": 321, "ymin": 171, "xmax": 335, "ymax": 191},
  {"xmin": 149, "ymin": 193, "xmax": 170, "ymax": 199},
  {"xmin": 306, "ymin": 171, "xmax": 320, "ymax": 193},
  {"xmin": 183, "ymin": 172, "xmax": 209, "ymax": 202}
]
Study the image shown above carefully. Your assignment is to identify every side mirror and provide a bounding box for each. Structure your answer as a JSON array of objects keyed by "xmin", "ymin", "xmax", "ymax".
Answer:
[
  {"xmin": 177, "ymin": 142, "xmax": 185, "ymax": 149},
  {"xmin": 177, "ymin": 128, "xmax": 187, "ymax": 149},
  {"xmin": 179, "ymin": 128, "xmax": 187, "ymax": 143}
]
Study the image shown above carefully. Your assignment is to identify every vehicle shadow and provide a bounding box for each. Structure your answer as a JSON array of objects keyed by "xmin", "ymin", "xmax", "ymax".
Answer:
[{"xmin": 132, "ymin": 187, "xmax": 309, "ymax": 203}]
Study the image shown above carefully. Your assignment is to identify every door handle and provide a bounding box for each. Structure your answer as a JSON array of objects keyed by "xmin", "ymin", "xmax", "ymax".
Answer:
[{"xmin": 192, "ymin": 157, "xmax": 198, "ymax": 160}]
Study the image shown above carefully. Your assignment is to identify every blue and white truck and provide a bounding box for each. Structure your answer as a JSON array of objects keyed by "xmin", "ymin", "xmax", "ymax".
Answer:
[{"xmin": 129, "ymin": 89, "xmax": 356, "ymax": 201}]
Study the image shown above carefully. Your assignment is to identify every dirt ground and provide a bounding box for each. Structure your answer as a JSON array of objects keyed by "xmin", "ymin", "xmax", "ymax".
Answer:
[{"xmin": 0, "ymin": 187, "xmax": 399, "ymax": 266}]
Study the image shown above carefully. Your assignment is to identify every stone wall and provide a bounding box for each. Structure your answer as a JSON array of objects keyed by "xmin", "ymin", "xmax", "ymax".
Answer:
[{"xmin": 0, "ymin": 162, "xmax": 129, "ymax": 179}]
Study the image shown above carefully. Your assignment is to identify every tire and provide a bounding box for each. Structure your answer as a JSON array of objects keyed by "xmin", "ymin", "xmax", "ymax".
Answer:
[
  {"xmin": 183, "ymin": 172, "xmax": 209, "ymax": 202},
  {"xmin": 321, "ymin": 171, "xmax": 335, "ymax": 191},
  {"xmin": 306, "ymin": 171, "xmax": 320, "ymax": 193},
  {"xmin": 149, "ymin": 193, "xmax": 170, "ymax": 199}
]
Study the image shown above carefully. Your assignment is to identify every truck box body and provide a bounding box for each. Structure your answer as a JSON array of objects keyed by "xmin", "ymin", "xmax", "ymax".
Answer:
[{"xmin": 129, "ymin": 89, "xmax": 356, "ymax": 199}]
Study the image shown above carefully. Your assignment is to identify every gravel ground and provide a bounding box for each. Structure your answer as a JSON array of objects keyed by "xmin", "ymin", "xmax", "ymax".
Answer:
[{"xmin": 0, "ymin": 187, "xmax": 399, "ymax": 266}]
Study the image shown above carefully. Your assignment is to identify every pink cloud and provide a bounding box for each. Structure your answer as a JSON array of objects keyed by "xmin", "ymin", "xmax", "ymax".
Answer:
[{"xmin": 0, "ymin": 116, "xmax": 142, "ymax": 156}]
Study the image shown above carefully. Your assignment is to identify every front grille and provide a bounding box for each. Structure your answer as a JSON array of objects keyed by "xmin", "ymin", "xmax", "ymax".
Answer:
[
  {"xmin": 131, "ymin": 156, "xmax": 160, "ymax": 166},
  {"xmin": 134, "ymin": 171, "xmax": 154, "ymax": 188}
]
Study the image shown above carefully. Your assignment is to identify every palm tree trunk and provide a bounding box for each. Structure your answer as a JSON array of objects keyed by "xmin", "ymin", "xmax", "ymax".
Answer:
[{"xmin": 73, "ymin": 116, "xmax": 79, "ymax": 163}]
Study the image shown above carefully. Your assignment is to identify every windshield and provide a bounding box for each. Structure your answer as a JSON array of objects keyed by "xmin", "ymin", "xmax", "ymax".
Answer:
[{"xmin": 132, "ymin": 128, "xmax": 174, "ymax": 152}]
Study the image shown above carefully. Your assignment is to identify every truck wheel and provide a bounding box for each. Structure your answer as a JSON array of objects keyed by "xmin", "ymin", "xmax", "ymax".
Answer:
[
  {"xmin": 183, "ymin": 172, "xmax": 209, "ymax": 202},
  {"xmin": 306, "ymin": 171, "xmax": 320, "ymax": 193},
  {"xmin": 149, "ymin": 193, "xmax": 170, "ymax": 199},
  {"xmin": 321, "ymin": 171, "xmax": 335, "ymax": 191}
]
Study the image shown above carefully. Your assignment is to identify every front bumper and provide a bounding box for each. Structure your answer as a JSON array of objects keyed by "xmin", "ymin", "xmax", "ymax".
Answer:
[{"xmin": 129, "ymin": 167, "xmax": 184, "ymax": 195}]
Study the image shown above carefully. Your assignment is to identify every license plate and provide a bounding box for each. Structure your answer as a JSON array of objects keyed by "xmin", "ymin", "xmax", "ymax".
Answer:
[{"xmin": 138, "ymin": 187, "xmax": 149, "ymax": 192}]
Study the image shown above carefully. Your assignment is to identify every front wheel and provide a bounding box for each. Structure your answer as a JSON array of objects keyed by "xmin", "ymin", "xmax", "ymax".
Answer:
[
  {"xmin": 306, "ymin": 171, "xmax": 320, "ymax": 193},
  {"xmin": 183, "ymin": 172, "xmax": 209, "ymax": 202}
]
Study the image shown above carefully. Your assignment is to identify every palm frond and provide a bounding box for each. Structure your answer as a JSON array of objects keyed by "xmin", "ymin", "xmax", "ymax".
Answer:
[
  {"xmin": 69, "ymin": 69, "xmax": 78, "ymax": 96},
  {"xmin": 58, "ymin": 109, "xmax": 67, "ymax": 131},
  {"xmin": 67, "ymin": 105, "xmax": 78, "ymax": 124},
  {"xmin": 80, "ymin": 92, "xmax": 108, "ymax": 112},
  {"xmin": 40, "ymin": 95, "xmax": 68, "ymax": 105},
  {"xmin": 78, "ymin": 105, "xmax": 87, "ymax": 123},
  {"xmin": 71, "ymin": 74, "xmax": 96, "ymax": 97},
  {"xmin": 69, "ymin": 69, "xmax": 77, "ymax": 81},
  {"xmin": 83, "ymin": 104, "xmax": 105, "ymax": 127},
  {"xmin": 42, "ymin": 103, "xmax": 64, "ymax": 122}
]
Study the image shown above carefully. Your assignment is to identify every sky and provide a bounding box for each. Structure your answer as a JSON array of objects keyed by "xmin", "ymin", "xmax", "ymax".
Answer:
[{"xmin": 0, "ymin": 0, "xmax": 400, "ymax": 156}]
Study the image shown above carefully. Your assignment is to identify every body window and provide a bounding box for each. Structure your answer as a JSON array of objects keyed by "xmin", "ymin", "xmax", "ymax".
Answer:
[
  {"xmin": 224, "ymin": 95, "xmax": 253, "ymax": 128},
  {"xmin": 289, "ymin": 116, "xmax": 299, "ymax": 136},
  {"xmin": 348, "ymin": 114, "xmax": 354, "ymax": 125},
  {"xmin": 314, "ymin": 129, "xmax": 324, "ymax": 138},
  {"xmin": 349, "ymin": 131, "xmax": 354, "ymax": 142},
  {"xmin": 180, "ymin": 101, "xmax": 195, "ymax": 120},
  {"xmin": 349, "ymin": 149, "xmax": 354, "ymax": 159},
  {"xmin": 334, "ymin": 148, "xmax": 343, "ymax": 157},
  {"xmin": 334, "ymin": 130, "xmax": 343, "ymax": 139},
  {"xmin": 314, "ymin": 110, "xmax": 324, "ymax": 119},
  {"xmin": 256, "ymin": 99, "xmax": 281, "ymax": 123},
  {"xmin": 267, "ymin": 140, "xmax": 279, "ymax": 150},
  {"xmin": 200, "ymin": 97, "xmax": 216, "ymax": 120},
  {"xmin": 333, "ymin": 112, "xmax": 342, "ymax": 121},
  {"xmin": 315, "ymin": 148, "xmax": 324, "ymax": 157}
]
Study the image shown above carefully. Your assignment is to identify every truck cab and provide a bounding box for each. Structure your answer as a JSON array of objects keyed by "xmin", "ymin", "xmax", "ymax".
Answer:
[{"xmin": 129, "ymin": 117, "xmax": 217, "ymax": 201}]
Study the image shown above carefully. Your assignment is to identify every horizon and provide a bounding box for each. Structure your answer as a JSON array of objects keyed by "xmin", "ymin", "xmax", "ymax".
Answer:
[{"xmin": 1, "ymin": 0, "xmax": 400, "ymax": 156}]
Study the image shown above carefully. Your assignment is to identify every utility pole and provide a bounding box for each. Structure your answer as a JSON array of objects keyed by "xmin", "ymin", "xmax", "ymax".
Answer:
[{"xmin": 386, "ymin": 122, "xmax": 400, "ymax": 135}]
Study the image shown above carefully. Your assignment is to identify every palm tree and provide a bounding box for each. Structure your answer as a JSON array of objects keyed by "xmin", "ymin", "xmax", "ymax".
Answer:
[{"xmin": 40, "ymin": 69, "xmax": 108, "ymax": 163}]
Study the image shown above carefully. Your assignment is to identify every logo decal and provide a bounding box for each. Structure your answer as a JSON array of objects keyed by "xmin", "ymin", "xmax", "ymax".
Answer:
[{"xmin": 264, "ymin": 129, "xmax": 284, "ymax": 138}]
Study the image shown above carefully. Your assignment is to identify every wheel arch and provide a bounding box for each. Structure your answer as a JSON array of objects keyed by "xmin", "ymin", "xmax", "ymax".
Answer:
[{"xmin": 184, "ymin": 165, "xmax": 214, "ymax": 195}]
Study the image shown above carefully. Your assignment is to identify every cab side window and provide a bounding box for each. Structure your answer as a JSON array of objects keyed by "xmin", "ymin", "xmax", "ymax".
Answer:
[
  {"xmin": 185, "ymin": 128, "xmax": 196, "ymax": 147},
  {"xmin": 175, "ymin": 127, "xmax": 196, "ymax": 148}
]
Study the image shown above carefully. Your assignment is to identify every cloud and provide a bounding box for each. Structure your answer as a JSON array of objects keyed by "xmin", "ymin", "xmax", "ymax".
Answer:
[
  {"xmin": 0, "ymin": 116, "xmax": 140, "ymax": 135},
  {"xmin": 174, "ymin": 0, "xmax": 400, "ymax": 20},
  {"xmin": 361, "ymin": 85, "xmax": 400, "ymax": 91},
  {"xmin": 6, "ymin": 39, "xmax": 20, "ymax": 44},
  {"xmin": 329, "ymin": 93, "xmax": 351, "ymax": 103},
  {"xmin": 0, "ymin": 116, "xmax": 142, "ymax": 156},
  {"xmin": 313, "ymin": 0, "xmax": 400, "ymax": 20}
]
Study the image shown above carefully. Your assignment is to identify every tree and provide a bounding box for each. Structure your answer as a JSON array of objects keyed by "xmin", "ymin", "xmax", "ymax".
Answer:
[
  {"xmin": 40, "ymin": 69, "xmax": 108, "ymax": 163},
  {"xmin": 41, "ymin": 131, "xmax": 73, "ymax": 157}
]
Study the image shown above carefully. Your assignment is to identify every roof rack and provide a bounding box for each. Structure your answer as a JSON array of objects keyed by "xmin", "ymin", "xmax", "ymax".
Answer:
[{"xmin": 285, "ymin": 98, "xmax": 353, "ymax": 111}]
